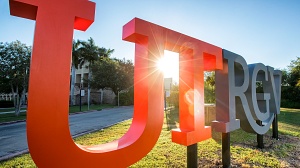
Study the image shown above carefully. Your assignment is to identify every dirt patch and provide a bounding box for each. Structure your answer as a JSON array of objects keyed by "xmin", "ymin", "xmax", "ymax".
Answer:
[
  {"xmin": 235, "ymin": 134, "xmax": 300, "ymax": 168},
  {"xmin": 198, "ymin": 133, "xmax": 300, "ymax": 167}
]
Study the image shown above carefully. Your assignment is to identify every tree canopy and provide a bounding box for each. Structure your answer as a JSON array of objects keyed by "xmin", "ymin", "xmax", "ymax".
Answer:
[
  {"xmin": 70, "ymin": 38, "xmax": 115, "ymax": 105},
  {"xmin": 0, "ymin": 41, "xmax": 31, "ymax": 115},
  {"xmin": 90, "ymin": 57, "xmax": 134, "ymax": 95},
  {"xmin": 280, "ymin": 57, "xmax": 300, "ymax": 107},
  {"xmin": 287, "ymin": 57, "xmax": 300, "ymax": 87}
]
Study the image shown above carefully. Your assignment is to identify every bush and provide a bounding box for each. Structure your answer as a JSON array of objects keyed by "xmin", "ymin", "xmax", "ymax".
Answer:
[
  {"xmin": 280, "ymin": 99, "xmax": 300, "ymax": 109},
  {"xmin": 167, "ymin": 86, "xmax": 215, "ymax": 108},
  {"xmin": 0, "ymin": 100, "xmax": 14, "ymax": 108},
  {"xmin": 167, "ymin": 91, "xmax": 179, "ymax": 108},
  {"xmin": 118, "ymin": 88, "xmax": 134, "ymax": 106},
  {"xmin": 281, "ymin": 86, "xmax": 300, "ymax": 102},
  {"xmin": 280, "ymin": 86, "xmax": 300, "ymax": 109},
  {"xmin": 204, "ymin": 84, "xmax": 215, "ymax": 103}
]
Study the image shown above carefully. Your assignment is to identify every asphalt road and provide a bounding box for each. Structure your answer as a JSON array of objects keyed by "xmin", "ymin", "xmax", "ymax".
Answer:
[{"xmin": 0, "ymin": 106, "xmax": 133, "ymax": 161}]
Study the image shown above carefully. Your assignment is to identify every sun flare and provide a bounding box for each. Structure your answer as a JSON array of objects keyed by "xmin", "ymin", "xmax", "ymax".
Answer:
[{"xmin": 157, "ymin": 50, "xmax": 179, "ymax": 82}]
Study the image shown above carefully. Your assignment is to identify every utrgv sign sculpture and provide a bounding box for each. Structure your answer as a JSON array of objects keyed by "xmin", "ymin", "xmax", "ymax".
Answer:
[
  {"xmin": 9, "ymin": 0, "xmax": 281, "ymax": 167},
  {"xmin": 213, "ymin": 50, "xmax": 281, "ymax": 135}
]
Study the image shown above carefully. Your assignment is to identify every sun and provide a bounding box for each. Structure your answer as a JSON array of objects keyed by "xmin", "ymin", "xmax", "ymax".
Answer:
[
  {"xmin": 157, "ymin": 50, "xmax": 179, "ymax": 82},
  {"xmin": 157, "ymin": 56, "xmax": 168, "ymax": 73}
]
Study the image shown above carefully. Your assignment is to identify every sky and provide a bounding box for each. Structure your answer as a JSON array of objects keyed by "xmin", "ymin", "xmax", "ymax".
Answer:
[{"xmin": 1, "ymin": 0, "xmax": 300, "ymax": 72}]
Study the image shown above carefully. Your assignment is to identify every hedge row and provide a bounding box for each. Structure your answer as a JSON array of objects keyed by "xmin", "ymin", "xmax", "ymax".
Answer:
[{"xmin": 0, "ymin": 100, "xmax": 14, "ymax": 108}]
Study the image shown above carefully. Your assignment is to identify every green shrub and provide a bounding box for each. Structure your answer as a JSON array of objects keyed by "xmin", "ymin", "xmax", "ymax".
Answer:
[
  {"xmin": 204, "ymin": 84, "xmax": 215, "ymax": 103},
  {"xmin": 0, "ymin": 100, "xmax": 14, "ymax": 108},
  {"xmin": 280, "ymin": 99, "xmax": 300, "ymax": 109},
  {"xmin": 280, "ymin": 86, "xmax": 300, "ymax": 109},
  {"xmin": 166, "ymin": 83, "xmax": 216, "ymax": 107},
  {"xmin": 281, "ymin": 86, "xmax": 300, "ymax": 102},
  {"xmin": 167, "ymin": 91, "xmax": 179, "ymax": 108},
  {"xmin": 118, "ymin": 88, "xmax": 134, "ymax": 106}
]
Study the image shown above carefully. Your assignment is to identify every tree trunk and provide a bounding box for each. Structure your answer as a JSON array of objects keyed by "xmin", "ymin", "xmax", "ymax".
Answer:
[
  {"xmin": 16, "ymin": 93, "xmax": 23, "ymax": 116},
  {"xmin": 11, "ymin": 84, "xmax": 20, "ymax": 116},
  {"xmin": 112, "ymin": 89, "xmax": 119, "ymax": 106},
  {"xmin": 10, "ymin": 84, "xmax": 25, "ymax": 116},
  {"xmin": 11, "ymin": 84, "xmax": 16, "ymax": 107},
  {"xmin": 14, "ymin": 85, "xmax": 21, "ymax": 116},
  {"xmin": 17, "ymin": 88, "xmax": 26, "ymax": 116},
  {"xmin": 70, "ymin": 64, "xmax": 76, "ymax": 106},
  {"xmin": 100, "ymin": 89, "xmax": 103, "ymax": 104}
]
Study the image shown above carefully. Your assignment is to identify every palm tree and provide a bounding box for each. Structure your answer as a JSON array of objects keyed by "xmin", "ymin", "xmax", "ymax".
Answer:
[
  {"xmin": 79, "ymin": 37, "xmax": 101, "ymax": 109},
  {"xmin": 70, "ymin": 39, "xmax": 84, "ymax": 106},
  {"xmin": 97, "ymin": 47, "xmax": 114, "ymax": 104},
  {"xmin": 98, "ymin": 47, "xmax": 114, "ymax": 58},
  {"xmin": 71, "ymin": 37, "xmax": 115, "ymax": 106},
  {"xmin": 80, "ymin": 37, "xmax": 114, "ymax": 66},
  {"xmin": 79, "ymin": 38, "xmax": 99, "ymax": 63}
]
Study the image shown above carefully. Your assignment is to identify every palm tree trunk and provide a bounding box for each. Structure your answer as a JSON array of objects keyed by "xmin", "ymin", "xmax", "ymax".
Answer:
[
  {"xmin": 87, "ymin": 68, "xmax": 91, "ymax": 110},
  {"xmin": 70, "ymin": 64, "xmax": 76, "ymax": 106}
]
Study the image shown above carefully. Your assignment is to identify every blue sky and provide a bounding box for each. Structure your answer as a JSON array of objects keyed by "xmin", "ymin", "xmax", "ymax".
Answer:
[{"xmin": 1, "ymin": 0, "xmax": 300, "ymax": 69}]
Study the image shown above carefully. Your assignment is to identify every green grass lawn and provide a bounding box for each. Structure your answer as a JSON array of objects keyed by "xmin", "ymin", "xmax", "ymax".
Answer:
[
  {"xmin": 69, "ymin": 104, "xmax": 115, "ymax": 113},
  {"xmin": 0, "ymin": 113, "xmax": 27, "ymax": 123},
  {"xmin": 0, "ymin": 104, "xmax": 115, "ymax": 124},
  {"xmin": 0, "ymin": 108, "xmax": 299, "ymax": 167}
]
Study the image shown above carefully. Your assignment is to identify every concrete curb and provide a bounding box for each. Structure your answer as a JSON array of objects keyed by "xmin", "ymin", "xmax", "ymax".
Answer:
[
  {"xmin": 0, "ymin": 120, "xmax": 26, "ymax": 126},
  {"xmin": 0, "ymin": 108, "xmax": 108, "ymax": 126},
  {"xmin": 0, "ymin": 150, "xmax": 29, "ymax": 162},
  {"xmin": 0, "ymin": 116, "xmax": 131, "ymax": 162}
]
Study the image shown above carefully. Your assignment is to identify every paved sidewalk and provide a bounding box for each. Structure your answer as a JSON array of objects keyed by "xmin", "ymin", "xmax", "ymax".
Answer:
[
  {"xmin": 0, "ymin": 110, "xmax": 26, "ymax": 115},
  {"xmin": 0, "ymin": 106, "xmax": 133, "ymax": 161}
]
